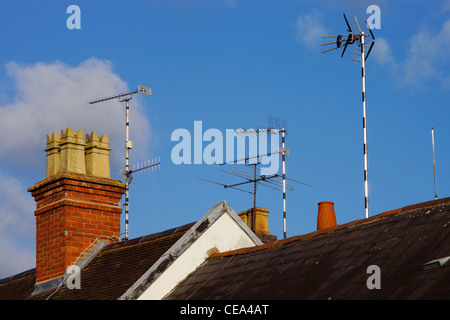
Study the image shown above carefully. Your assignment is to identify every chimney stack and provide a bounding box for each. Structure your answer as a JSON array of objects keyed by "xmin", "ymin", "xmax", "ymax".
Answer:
[
  {"xmin": 28, "ymin": 127, "xmax": 125, "ymax": 288},
  {"xmin": 317, "ymin": 201, "xmax": 337, "ymax": 230},
  {"xmin": 238, "ymin": 207, "xmax": 277, "ymax": 243}
]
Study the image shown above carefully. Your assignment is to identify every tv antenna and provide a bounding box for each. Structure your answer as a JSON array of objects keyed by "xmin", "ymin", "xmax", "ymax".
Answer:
[
  {"xmin": 88, "ymin": 85, "xmax": 156, "ymax": 240},
  {"xmin": 197, "ymin": 116, "xmax": 311, "ymax": 238},
  {"xmin": 321, "ymin": 14, "xmax": 375, "ymax": 219},
  {"xmin": 119, "ymin": 157, "xmax": 161, "ymax": 184}
]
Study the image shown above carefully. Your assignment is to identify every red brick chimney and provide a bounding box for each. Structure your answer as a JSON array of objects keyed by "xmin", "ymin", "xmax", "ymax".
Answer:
[{"xmin": 28, "ymin": 128, "xmax": 126, "ymax": 286}]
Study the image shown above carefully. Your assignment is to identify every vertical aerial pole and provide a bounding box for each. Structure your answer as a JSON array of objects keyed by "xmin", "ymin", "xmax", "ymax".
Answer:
[
  {"xmin": 253, "ymin": 163, "xmax": 257, "ymax": 231},
  {"xmin": 430, "ymin": 90, "xmax": 438, "ymax": 200},
  {"xmin": 281, "ymin": 129, "xmax": 287, "ymax": 238},
  {"xmin": 431, "ymin": 126, "xmax": 437, "ymax": 200},
  {"xmin": 361, "ymin": 32, "xmax": 369, "ymax": 219},
  {"xmin": 119, "ymin": 96, "xmax": 132, "ymax": 240}
]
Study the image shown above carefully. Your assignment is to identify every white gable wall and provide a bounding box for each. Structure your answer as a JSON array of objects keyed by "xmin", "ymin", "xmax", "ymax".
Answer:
[{"xmin": 138, "ymin": 213, "xmax": 256, "ymax": 299}]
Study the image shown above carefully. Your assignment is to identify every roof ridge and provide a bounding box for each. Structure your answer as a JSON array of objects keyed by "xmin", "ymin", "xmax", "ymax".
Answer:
[
  {"xmin": 104, "ymin": 221, "xmax": 196, "ymax": 251},
  {"xmin": 0, "ymin": 268, "xmax": 36, "ymax": 284},
  {"xmin": 210, "ymin": 197, "xmax": 450, "ymax": 259}
]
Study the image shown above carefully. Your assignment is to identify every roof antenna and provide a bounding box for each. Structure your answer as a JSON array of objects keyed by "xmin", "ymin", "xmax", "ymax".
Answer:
[
  {"xmin": 430, "ymin": 90, "xmax": 438, "ymax": 200},
  {"xmin": 321, "ymin": 13, "xmax": 375, "ymax": 219},
  {"xmin": 88, "ymin": 85, "xmax": 159, "ymax": 240},
  {"xmin": 196, "ymin": 116, "xmax": 311, "ymax": 239}
]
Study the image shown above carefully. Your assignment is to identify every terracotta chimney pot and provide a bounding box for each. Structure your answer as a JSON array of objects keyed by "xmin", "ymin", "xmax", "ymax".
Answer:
[{"xmin": 317, "ymin": 201, "xmax": 337, "ymax": 230}]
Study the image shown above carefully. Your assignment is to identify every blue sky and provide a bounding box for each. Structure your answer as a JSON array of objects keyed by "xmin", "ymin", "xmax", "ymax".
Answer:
[{"xmin": 1, "ymin": 0, "xmax": 450, "ymax": 278}]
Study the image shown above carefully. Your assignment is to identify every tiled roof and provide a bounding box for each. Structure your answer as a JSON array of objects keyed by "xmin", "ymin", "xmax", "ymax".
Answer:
[
  {"xmin": 0, "ymin": 222, "xmax": 194, "ymax": 300},
  {"xmin": 0, "ymin": 268, "xmax": 36, "ymax": 300},
  {"xmin": 2, "ymin": 198, "xmax": 449, "ymax": 300},
  {"xmin": 166, "ymin": 198, "xmax": 450, "ymax": 300}
]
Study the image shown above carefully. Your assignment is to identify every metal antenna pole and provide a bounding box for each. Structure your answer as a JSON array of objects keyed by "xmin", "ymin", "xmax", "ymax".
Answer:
[
  {"xmin": 430, "ymin": 90, "xmax": 438, "ymax": 200},
  {"xmin": 432, "ymin": 126, "xmax": 437, "ymax": 200},
  {"xmin": 281, "ymin": 129, "xmax": 287, "ymax": 238},
  {"xmin": 361, "ymin": 32, "xmax": 369, "ymax": 219},
  {"xmin": 119, "ymin": 96, "xmax": 133, "ymax": 240},
  {"xmin": 253, "ymin": 163, "xmax": 257, "ymax": 231}
]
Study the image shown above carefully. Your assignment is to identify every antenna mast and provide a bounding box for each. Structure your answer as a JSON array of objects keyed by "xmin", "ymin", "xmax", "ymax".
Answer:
[
  {"xmin": 88, "ymin": 85, "xmax": 153, "ymax": 240},
  {"xmin": 197, "ymin": 117, "xmax": 310, "ymax": 239},
  {"xmin": 430, "ymin": 90, "xmax": 438, "ymax": 200},
  {"xmin": 321, "ymin": 13, "xmax": 375, "ymax": 219},
  {"xmin": 268, "ymin": 116, "xmax": 290, "ymax": 238}
]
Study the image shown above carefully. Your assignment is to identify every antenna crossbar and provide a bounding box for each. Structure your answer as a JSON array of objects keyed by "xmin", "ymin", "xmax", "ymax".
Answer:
[
  {"xmin": 88, "ymin": 85, "xmax": 151, "ymax": 105},
  {"xmin": 88, "ymin": 90, "xmax": 138, "ymax": 104}
]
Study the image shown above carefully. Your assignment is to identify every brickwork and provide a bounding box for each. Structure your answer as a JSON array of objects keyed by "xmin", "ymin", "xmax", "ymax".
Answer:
[{"xmin": 28, "ymin": 172, "xmax": 125, "ymax": 284}]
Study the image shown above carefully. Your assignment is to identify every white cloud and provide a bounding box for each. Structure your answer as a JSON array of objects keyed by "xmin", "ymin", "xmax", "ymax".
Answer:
[
  {"xmin": 361, "ymin": 18, "xmax": 450, "ymax": 88},
  {"xmin": 442, "ymin": 0, "xmax": 450, "ymax": 12},
  {"xmin": 370, "ymin": 37, "xmax": 395, "ymax": 67},
  {"xmin": 0, "ymin": 58, "xmax": 152, "ymax": 173},
  {"xmin": 392, "ymin": 19, "xmax": 450, "ymax": 87},
  {"xmin": 296, "ymin": 10, "xmax": 327, "ymax": 48}
]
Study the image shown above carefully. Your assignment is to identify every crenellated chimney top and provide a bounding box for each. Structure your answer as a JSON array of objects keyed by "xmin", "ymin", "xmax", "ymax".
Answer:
[{"xmin": 45, "ymin": 127, "xmax": 111, "ymax": 178}]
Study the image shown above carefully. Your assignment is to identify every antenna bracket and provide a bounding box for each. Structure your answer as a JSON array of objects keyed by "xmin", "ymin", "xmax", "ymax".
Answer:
[{"xmin": 280, "ymin": 148, "xmax": 290, "ymax": 156}]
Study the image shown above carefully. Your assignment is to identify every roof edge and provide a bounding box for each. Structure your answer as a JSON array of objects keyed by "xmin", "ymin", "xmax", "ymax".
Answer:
[
  {"xmin": 211, "ymin": 197, "xmax": 450, "ymax": 259},
  {"xmin": 0, "ymin": 268, "xmax": 36, "ymax": 284}
]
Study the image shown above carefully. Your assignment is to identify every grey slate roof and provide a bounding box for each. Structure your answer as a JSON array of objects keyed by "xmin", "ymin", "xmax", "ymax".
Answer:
[{"xmin": 166, "ymin": 198, "xmax": 450, "ymax": 300}]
